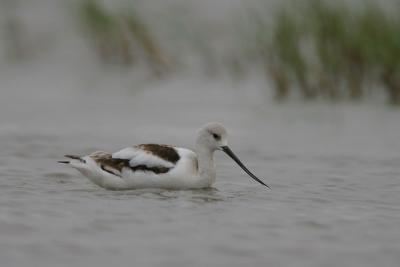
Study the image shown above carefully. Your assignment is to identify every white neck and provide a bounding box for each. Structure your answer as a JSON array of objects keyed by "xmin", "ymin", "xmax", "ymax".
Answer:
[{"xmin": 195, "ymin": 143, "xmax": 216, "ymax": 186}]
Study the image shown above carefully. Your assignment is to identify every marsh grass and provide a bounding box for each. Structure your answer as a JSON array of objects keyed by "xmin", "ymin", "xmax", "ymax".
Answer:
[
  {"xmin": 270, "ymin": 10, "xmax": 310, "ymax": 99},
  {"xmin": 79, "ymin": 0, "xmax": 168, "ymax": 75},
  {"xmin": 1, "ymin": 0, "xmax": 28, "ymax": 61},
  {"xmin": 253, "ymin": 0, "xmax": 400, "ymax": 105},
  {"xmin": 73, "ymin": 0, "xmax": 400, "ymax": 104}
]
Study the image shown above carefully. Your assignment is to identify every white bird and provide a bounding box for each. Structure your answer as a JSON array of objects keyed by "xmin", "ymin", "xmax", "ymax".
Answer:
[{"xmin": 59, "ymin": 122, "xmax": 269, "ymax": 190}]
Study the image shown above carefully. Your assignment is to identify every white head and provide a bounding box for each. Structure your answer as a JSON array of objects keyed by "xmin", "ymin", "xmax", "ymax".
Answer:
[
  {"xmin": 196, "ymin": 122, "xmax": 270, "ymax": 188},
  {"xmin": 59, "ymin": 155, "xmax": 93, "ymax": 177},
  {"xmin": 196, "ymin": 122, "xmax": 228, "ymax": 151}
]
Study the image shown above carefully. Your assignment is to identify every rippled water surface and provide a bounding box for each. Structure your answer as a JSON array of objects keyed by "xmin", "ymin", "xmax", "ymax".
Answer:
[{"xmin": 1, "ymin": 75, "xmax": 400, "ymax": 267}]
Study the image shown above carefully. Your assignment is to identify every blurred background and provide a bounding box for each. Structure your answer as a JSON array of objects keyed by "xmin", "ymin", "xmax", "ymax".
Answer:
[
  {"xmin": 1, "ymin": 0, "xmax": 400, "ymax": 105},
  {"xmin": 1, "ymin": 1, "xmax": 400, "ymax": 267}
]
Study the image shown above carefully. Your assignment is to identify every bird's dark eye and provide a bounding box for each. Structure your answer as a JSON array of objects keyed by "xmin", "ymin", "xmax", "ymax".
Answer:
[{"xmin": 212, "ymin": 133, "xmax": 220, "ymax": 140}]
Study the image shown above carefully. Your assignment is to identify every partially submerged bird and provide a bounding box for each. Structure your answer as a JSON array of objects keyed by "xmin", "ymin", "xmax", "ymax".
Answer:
[{"xmin": 59, "ymin": 122, "xmax": 269, "ymax": 190}]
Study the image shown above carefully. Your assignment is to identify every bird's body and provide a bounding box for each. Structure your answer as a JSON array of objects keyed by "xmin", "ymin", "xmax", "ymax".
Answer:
[
  {"xmin": 60, "ymin": 123, "xmax": 269, "ymax": 190},
  {"xmin": 72, "ymin": 146, "xmax": 211, "ymax": 190}
]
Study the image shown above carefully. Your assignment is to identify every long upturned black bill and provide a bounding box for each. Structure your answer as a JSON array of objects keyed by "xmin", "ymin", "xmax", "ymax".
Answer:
[{"xmin": 221, "ymin": 146, "xmax": 270, "ymax": 189}]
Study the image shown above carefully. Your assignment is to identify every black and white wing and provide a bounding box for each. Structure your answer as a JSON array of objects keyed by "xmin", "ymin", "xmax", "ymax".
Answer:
[{"xmin": 112, "ymin": 144, "xmax": 181, "ymax": 174}]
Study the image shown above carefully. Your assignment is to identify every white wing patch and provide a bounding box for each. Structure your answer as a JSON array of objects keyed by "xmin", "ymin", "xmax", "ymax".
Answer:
[
  {"xmin": 175, "ymin": 148, "xmax": 198, "ymax": 174},
  {"xmin": 112, "ymin": 147, "xmax": 175, "ymax": 168}
]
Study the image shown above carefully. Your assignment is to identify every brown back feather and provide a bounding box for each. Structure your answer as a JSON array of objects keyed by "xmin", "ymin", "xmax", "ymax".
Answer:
[{"xmin": 90, "ymin": 150, "xmax": 172, "ymax": 175}]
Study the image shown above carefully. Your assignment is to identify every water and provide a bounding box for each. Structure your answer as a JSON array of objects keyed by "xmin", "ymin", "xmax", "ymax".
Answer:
[{"xmin": 1, "ymin": 65, "xmax": 400, "ymax": 267}]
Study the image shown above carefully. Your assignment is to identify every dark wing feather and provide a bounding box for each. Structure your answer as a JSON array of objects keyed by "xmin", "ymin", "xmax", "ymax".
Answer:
[
  {"xmin": 111, "ymin": 144, "xmax": 180, "ymax": 174},
  {"xmin": 93, "ymin": 145, "xmax": 180, "ymax": 176}
]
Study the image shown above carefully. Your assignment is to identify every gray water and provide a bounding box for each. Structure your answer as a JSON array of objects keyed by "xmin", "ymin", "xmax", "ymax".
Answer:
[{"xmin": 1, "ymin": 66, "xmax": 400, "ymax": 267}]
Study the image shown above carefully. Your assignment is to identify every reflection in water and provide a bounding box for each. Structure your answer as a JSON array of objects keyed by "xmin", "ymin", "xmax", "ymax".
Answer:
[
  {"xmin": 1, "ymin": 104, "xmax": 400, "ymax": 267},
  {"xmin": 89, "ymin": 187, "xmax": 225, "ymax": 203}
]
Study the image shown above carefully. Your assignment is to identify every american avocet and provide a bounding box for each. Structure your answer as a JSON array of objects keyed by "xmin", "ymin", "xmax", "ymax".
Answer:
[{"xmin": 59, "ymin": 122, "xmax": 269, "ymax": 190}]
